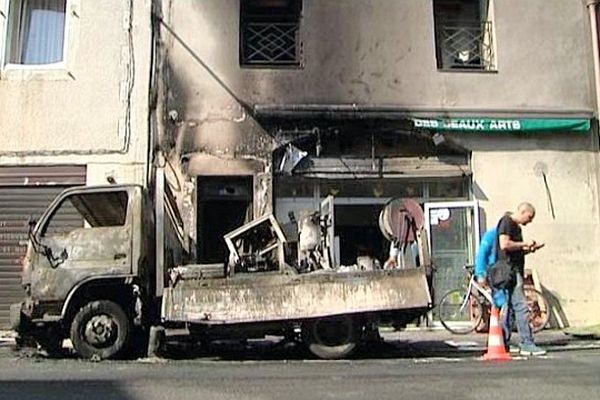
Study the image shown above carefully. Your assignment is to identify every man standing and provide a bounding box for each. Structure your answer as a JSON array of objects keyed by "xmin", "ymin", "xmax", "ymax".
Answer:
[{"xmin": 498, "ymin": 202, "xmax": 545, "ymax": 356}]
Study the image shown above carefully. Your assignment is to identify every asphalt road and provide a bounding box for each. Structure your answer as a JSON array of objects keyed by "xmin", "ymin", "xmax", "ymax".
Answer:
[{"xmin": 0, "ymin": 332, "xmax": 598, "ymax": 400}]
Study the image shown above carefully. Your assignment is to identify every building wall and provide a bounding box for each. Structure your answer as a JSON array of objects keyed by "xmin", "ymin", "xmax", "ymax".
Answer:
[
  {"xmin": 0, "ymin": 0, "xmax": 152, "ymax": 185},
  {"xmin": 458, "ymin": 133, "xmax": 600, "ymax": 327},
  {"xmin": 164, "ymin": 0, "xmax": 593, "ymax": 111},
  {"xmin": 161, "ymin": 0, "xmax": 600, "ymax": 326}
]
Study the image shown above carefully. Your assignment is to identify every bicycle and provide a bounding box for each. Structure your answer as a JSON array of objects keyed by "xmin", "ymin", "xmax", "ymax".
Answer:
[{"xmin": 437, "ymin": 265, "xmax": 550, "ymax": 335}]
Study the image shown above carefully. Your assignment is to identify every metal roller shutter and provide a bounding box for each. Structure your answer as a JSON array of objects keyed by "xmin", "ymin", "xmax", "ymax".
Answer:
[{"xmin": 0, "ymin": 166, "xmax": 85, "ymax": 329}]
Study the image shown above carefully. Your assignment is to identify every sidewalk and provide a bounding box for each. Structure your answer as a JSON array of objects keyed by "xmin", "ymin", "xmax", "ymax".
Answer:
[
  {"xmin": 380, "ymin": 327, "xmax": 600, "ymax": 354},
  {"xmin": 2, "ymin": 328, "xmax": 599, "ymax": 356}
]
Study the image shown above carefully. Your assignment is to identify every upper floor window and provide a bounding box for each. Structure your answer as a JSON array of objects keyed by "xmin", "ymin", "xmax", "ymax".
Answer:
[
  {"xmin": 4, "ymin": 0, "xmax": 67, "ymax": 66},
  {"xmin": 433, "ymin": 0, "xmax": 495, "ymax": 71},
  {"xmin": 240, "ymin": 0, "xmax": 302, "ymax": 67}
]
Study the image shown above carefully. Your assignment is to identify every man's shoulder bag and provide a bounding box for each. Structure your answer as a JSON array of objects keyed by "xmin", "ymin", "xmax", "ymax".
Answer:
[
  {"xmin": 486, "ymin": 219, "xmax": 514, "ymax": 290},
  {"xmin": 487, "ymin": 258, "xmax": 513, "ymax": 289}
]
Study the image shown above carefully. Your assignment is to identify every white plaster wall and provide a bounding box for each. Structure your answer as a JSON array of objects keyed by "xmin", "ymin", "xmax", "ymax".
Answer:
[
  {"xmin": 85, "ymin": 162, "xmax": 147, "ymax": 187},
  {"xmin": 0, "ymin": 0, "xmax": 152, "ymax": 186},
  {"xmin": 464, "ymin": 133, "xmax": 600, "ymax": 326}
]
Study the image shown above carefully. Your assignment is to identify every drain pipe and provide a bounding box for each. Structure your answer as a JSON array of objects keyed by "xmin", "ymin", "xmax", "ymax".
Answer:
[
  {"xmin": 587, "ymin": 0, "xmax": 600, "ymax": 266},
  {"xmin": 587, "ymin": 0, "xmax": 600, "ymax": 112}
]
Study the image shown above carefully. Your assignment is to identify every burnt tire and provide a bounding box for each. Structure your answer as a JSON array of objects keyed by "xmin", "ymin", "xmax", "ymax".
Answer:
[
  {"xmin": 70, "ymin": 300, "xmax": 130, "ymax": 360},
  {"xmin": 304, "ymin": 315, "xmax": 359, "ymax": 359}
]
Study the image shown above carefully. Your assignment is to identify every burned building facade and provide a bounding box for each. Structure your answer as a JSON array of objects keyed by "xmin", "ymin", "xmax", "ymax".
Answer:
[{"xmin": 154, "ymin": 0, "xmax": 600, "ymax": 327}]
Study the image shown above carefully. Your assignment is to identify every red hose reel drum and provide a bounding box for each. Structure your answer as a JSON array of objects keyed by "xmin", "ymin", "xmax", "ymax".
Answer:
[{"xmin": 379, "ymin": 198, "xmax": 425, "ymax": 245}]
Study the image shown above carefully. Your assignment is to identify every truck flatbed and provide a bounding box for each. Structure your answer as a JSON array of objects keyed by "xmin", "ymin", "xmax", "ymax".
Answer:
[{"xmin": 162, "ymin": 268, "xmax": 431, "ymax": 325}]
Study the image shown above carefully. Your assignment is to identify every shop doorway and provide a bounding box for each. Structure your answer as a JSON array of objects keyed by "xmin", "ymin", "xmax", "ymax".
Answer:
[
  {"xmin": 274, "ymin": 177, "xmax": 471, "ymax": 269},
  {"xmin": 424, "ymin": 201, "xmax": 480, "ymax": 313},
  {"xmin": 336, "ymin": 204, "xmax": 387, "ymax": 265},
  {"xmin": 197, "ymin": 176, "xmax": 253, "ymax": 264}
]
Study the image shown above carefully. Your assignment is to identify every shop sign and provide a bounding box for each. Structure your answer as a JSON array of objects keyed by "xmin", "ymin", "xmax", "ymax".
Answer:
[{"xmin": 412, "ymin": 118, "xmax": 590, "ymax": 133}]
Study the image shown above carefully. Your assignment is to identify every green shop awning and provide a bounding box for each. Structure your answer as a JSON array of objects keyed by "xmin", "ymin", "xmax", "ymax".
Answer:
[{"xmin": 412, "ymin": 118, "xmax": 590, "ymax": 133}]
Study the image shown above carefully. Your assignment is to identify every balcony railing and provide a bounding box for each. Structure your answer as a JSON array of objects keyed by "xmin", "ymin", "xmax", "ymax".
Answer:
[
  {"xmin": 436, "ymin": 21, "xmax": 495, "ymax": 70},
  {"xmin": 241, "ymin": 22, "xmax": 301, "ymax": 66}
]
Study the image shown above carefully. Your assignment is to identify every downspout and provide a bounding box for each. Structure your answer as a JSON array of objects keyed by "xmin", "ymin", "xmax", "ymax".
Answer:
[
  {"xmin": 587, "ymin": 0, "xmax": 600, "ymax": 211},
  {"xmin": 587, "ymin": 0, "xmax": 600, "ymax": 113},
  {"xmin": 587, "ymin": 0, "xmax": 600, "ymax": 323}
]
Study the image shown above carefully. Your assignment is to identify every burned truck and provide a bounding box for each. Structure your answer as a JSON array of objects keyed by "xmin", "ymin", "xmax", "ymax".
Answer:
[{"xmin": 10, "ymin": 166, "xmax": 433, "ymax": 360}]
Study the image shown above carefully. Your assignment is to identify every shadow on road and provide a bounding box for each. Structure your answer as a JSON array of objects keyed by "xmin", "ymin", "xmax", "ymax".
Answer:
[
  {"xmin": 2, "ymin": 380, "xmax": 134, "ymax": 400},
  {"xmin": 156, "ymin": 337, "xmax": 482, "ymax": 361}
]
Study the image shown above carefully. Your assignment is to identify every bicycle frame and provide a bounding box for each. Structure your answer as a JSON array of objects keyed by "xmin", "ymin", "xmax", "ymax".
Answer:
[{"xmin": 459, "ymin": 276, "xmax": 494, "ymax": 313}]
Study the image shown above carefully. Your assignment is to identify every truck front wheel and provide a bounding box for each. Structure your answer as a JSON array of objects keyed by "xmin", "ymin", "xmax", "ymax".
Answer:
[
  {"xmin": 70, "ymin": 300, "xmax": 130, "ymax": 360},
  {"xmin": 304, "ymin": 315, "xmax": 360, "ymax": 359}
]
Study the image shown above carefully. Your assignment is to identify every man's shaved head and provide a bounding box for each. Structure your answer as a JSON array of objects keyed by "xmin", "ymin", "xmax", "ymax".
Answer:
[
  {"xmin": 518, "ymin": 202, "xmax": 536, "ymax": 214},
  {"xmin": 515, "ymin": 202, "xmax": 536, "ymax": 225}
]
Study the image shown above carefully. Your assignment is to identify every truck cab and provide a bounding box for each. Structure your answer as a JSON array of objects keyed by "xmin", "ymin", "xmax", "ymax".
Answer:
[{"xmin": 12, "ymin": 184, "xmax": 153, "ymax": 359}]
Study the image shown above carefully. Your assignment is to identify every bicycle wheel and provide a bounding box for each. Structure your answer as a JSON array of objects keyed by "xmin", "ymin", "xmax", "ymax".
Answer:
[
  {"xmin": 438, "ymin": 289, "xmax": 483, "ymax": 334},
  {"xmin": 524, "ymin": 286, "xmax": 550, "ymax": 333}
]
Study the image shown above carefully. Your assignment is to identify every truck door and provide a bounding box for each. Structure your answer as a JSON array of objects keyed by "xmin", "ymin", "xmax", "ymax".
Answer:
[{"xmin": 31, "ymin": 187, "xmax": 135, "ymax": 302}]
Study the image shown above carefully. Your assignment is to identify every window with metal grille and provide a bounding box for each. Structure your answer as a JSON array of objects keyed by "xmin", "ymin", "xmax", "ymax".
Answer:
[
  {"xmin": 240, "ymin": 0, "xmax": 302, "ymax": 67},
  {"xmin": 433, "ymin": 0, "xmax": 495, "ymax": 71},
  {"xmin": 4, "ymin": 0, "xmax": 67, "ymax": 66}
]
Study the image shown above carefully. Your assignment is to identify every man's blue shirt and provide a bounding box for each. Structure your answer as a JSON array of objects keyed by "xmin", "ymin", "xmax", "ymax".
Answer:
[{"xmin": 474, "ymin": 227, "xmax": 507, "ymax": 307}]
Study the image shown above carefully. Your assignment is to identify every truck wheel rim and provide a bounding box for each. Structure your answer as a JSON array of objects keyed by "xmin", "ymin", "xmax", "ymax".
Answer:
[{"xmin": 84, "ymin": 314, "xmax": 117, "ymax": 347}]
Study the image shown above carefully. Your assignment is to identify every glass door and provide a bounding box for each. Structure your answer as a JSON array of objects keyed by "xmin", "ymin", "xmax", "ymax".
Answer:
[{"xmin": 424, "ymin": 201, "xmax": 480, "ymax": 316}]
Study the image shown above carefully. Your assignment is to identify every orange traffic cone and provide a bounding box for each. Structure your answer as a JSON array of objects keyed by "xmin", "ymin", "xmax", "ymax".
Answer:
[{"xmin": 482, "ymin": 305, "xmax": 512, "ymax": 361}]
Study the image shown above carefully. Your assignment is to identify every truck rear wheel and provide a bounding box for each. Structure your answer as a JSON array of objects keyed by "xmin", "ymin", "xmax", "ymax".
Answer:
[
  {"xmin": 70, "ymin": 300, "xmax": 130, "ymax": 360},
  {"xmin": 304, "ymin": 315, "xmax": 359, "ymax": 359}
]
